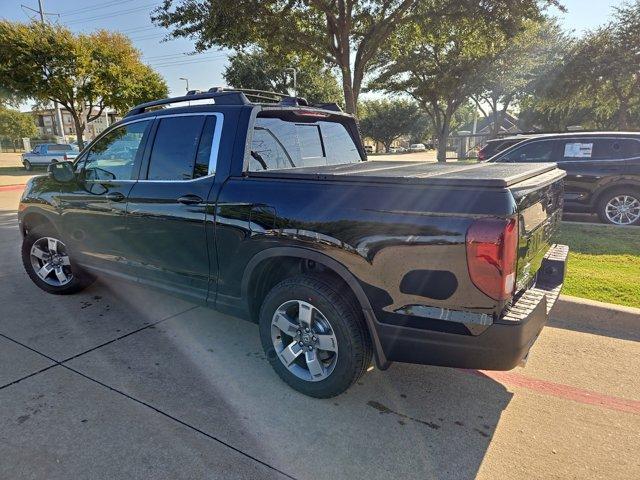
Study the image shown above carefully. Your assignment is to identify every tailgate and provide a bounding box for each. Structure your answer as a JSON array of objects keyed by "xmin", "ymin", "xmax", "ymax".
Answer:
[{"xmin": 509, "ymin": 167, "xmax": 566, "ymax": 293}]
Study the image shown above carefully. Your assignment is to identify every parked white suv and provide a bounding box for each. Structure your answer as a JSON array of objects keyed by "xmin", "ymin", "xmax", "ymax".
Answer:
[{"xmin": 409, "ymin": 143, "xmax": 426, "ymax": 152}]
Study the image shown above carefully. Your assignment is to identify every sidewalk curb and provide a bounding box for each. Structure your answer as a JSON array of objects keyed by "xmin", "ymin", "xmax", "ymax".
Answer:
[
  {"xmin": 551, "ymin": 295, "xmax": 640, "ymax": 338},
  {"xmin": 0, "ymin": 184, "xmax": 26, "ymax": 192}
]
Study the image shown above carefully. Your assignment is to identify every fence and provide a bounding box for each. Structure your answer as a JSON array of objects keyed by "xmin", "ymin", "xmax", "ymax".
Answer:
[{"xmin": 446, "ymin": 133, "xmax": 492, "ymax": 160}]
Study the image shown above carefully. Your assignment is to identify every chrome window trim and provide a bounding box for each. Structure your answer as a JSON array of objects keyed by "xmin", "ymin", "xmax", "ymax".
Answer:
[
  {"xmin": 138, "ymin": 111, "xmax": 224, "ymax": 182},
  {"xmin": 81, "ymin": 112, "xmax": 224, "ymax": 183}
]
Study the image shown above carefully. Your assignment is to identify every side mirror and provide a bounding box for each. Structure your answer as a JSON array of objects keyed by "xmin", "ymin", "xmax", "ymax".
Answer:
[{"xmin": 48, "ymin": 161, "xmax": 75, "ymax": 183}]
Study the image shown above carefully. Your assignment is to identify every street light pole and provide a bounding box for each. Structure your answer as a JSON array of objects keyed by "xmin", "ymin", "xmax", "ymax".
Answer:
[
  {"xmin": 179, "ymin": 77, "xmax": 190, "ymax": 93},
  {"xmin": 284, "ymin": 68, "xmax": 297, "ymax": 98}
]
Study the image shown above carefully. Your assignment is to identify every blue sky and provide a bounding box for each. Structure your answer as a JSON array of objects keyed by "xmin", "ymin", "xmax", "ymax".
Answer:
[{"xmin": 1, "ymin": 0, "xmax": 624, "ymax": 102}]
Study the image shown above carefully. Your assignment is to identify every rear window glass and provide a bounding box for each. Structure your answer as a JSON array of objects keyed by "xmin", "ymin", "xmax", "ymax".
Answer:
[
  {"xmin": 248, "ymin": 117, "xmax": 361, "ymax": 171},
  {"xmin": 147, "ymin": 116, "xmax": 206, "ymax": 180}
]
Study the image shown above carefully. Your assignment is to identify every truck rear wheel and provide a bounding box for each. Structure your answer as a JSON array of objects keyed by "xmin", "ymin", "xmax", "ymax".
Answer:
[{"xmin": 259, "ymin": 274, "xmax": 372, "ymax": 398}]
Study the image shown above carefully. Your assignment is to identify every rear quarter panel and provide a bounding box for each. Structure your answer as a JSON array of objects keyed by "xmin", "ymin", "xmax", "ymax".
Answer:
[{"xmin": 215, "ymin": 176, "xmax": 518, "ymax": 326}]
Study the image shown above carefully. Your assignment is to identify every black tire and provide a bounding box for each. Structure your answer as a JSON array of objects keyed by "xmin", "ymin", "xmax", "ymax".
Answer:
[
  {"xmin": 24, "ymin": 160, "xmax": 32, "ymax": 171},
  {"xmin": 21, "ymin": 225, "xmax": 95, "ymax": 295},
  {"xmin": 259, "ymin": 274, "xmax": 372, "ymax": 398},
  {"xmin": 596, "ymin": 187, "xmax": 640, "ymax": 226}
]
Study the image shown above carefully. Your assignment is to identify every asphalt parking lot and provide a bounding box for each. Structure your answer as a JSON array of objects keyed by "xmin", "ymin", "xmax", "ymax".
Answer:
[{"xmin": 1, "ymin": 185, "xmax": 639, "ymax": 480}]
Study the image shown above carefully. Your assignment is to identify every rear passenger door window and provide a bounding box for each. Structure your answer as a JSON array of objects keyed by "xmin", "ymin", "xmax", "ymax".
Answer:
[{"xmin": 146, "ymin": 115, "xmax": 208, "ymax": 180}]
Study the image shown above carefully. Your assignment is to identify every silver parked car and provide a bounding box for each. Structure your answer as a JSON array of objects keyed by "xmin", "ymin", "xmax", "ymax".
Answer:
[{"xmin": 21, "ymin": 143, "xmax": 79, "ymax": 170}]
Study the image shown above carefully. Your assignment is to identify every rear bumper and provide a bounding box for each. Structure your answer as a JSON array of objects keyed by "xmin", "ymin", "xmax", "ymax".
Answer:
[{"xmin": 378, "ymin": 244, "xmax": 569, "ymax": 370}]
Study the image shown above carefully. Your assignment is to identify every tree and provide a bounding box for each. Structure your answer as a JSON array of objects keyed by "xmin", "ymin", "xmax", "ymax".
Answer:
[
  {"xmin": 153, "ymin": 0, "xmax": 422, "ymax": 115},
  {"xmin": 223, "ymin": 48, "xmax": 342, "ymax": 105},
  {"xmin": 473, "ymin": 18, "xmax": 569, "ymax": 138},
  {"xmin": 525, "ymin": 1, "xmax": 640, "ymax": 131},
  {"xmin": 153, "ymin": 1, "xmax": 558, "ymax": 115},
  {"xmin": 0, "ymin": 22, "xmax": 168, "ymax": 148},
  {"xmin": 0, "ymin": 107, "xmax": 37, "ymax": 150},
  {"xmin": 370, "ymin": 9, "xmax": 500, "ymax": 161},
  {"xmin": 358, "ymin": 99, "xmax": 421, "ymax": 152}
]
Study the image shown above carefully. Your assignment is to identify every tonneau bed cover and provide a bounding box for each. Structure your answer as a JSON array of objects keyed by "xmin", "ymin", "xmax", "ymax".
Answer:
[{"xmin": 247, "ymin": 161, "xmax": 560, "ymax": 188}]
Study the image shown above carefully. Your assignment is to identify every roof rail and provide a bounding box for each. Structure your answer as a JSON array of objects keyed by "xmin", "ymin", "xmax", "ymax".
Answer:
[
  {"xmin": 124, "ymin": 90, "xmax": 251, "ymax": 117},
  {"xmin": 124, "ymin": 87, "xmax": 345, "ymax": 118}
]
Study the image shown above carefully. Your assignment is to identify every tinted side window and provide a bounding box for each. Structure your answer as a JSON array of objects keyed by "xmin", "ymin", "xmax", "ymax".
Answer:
[
  {"xmin": 562, "ymin": 138, "xmax": 640, "ymax": 160},
  {"xmin": 193, "ymin": 116, "xmax": 217, "ymax": 178},
  {"xmin": 85, "ymin": 120, "xmax": 151, "ymax": 181},
  {"xmin": 501, "ymin": 140, "xmax": 555, "ymax": 162},
  {"xmin": 147, "ymin": 116, "xmax": 206, "ymax": 180}
]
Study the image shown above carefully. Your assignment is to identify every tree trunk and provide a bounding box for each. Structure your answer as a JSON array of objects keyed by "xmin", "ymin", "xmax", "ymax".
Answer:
[
  {"xmin": 341, "ymin": 71, "xmax": 357, "ymax": 115},
  {"xmin": 72, "ymin": 113, "xmax": 85, "ymax": 149},
  {"xmin": 436, "ymin": 114, "xmax": 451, "ymax": 163},
  {"xmin": 618, "ymin": 102, "xmax": 629, "ymax": 130}
]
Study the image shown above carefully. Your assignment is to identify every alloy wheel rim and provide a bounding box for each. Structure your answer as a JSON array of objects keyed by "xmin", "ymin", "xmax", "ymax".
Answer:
[
  {"xmin": 271, "ymin": 300, "xmax": 338, "ymax": 382},
  {"xmin": 605, "ymin": 195, "xmax": 640, "ymax": 225},
  {"xmin": 30, "ymin": 236, "xmax": 73, "ymax": 287}
]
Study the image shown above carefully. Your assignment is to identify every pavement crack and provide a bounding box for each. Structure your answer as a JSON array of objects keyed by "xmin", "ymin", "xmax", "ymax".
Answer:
[
  {"xmin": 58, "ymin": 305, "xmax": 199, "ymax": 364},
  {"xmin": 0, "ymin": 364, "xmax": 59, "ymax": 391},
  {"xmin": 60, "ymin": 364, "xmax": 298, "ymax": 480}
]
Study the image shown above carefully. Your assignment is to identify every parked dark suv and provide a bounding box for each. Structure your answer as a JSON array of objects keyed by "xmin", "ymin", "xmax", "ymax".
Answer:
[
  {"xmin": 477, "ymin": 135, "xmax": 534, "ymax": 161},
  {"xmin": 491, "ymin": 132, "xmax": 640, "ymax": 225}
]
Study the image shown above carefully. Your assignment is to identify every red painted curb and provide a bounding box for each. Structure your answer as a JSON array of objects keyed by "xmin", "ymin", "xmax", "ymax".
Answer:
[
  {"xmin": 0, "ymin": 184, "xmax": 26, "ymax": 192},
  {"xmin": 469, "ymin": 369, "xmax": 640, "ymax": 415}
]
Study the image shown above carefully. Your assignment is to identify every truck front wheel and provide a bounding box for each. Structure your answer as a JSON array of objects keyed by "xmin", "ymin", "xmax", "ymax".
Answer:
[{"xmin": 259, "ymin": 274, "xmax": 372, "ymax": 398}]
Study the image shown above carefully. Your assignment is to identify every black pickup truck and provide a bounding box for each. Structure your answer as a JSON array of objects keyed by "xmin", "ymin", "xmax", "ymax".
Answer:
[{"xmin": 18, "ymin": 89, "xmax": 568, "ymax": 397}]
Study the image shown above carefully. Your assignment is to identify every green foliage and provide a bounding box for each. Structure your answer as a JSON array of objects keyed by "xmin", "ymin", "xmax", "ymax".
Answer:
[
  {"xmin": 153, "ymin": 0, "xmax": 422, "ymax": 114},
  {"xmin": 475, "ymin": 18, "xmax": 570, "ymax": 137},
  {"xmin": 370, "ymin": 2, "xmax": 519, "ymax": 160},
  {"xmin": 522, "ymin": 1, "xmax": 640, "ymax": 131},
  {"xmin": 223, "ymin": 49, "xmax": 342, "ymax": 105},
  {"xmin": 358, "ymin": 99, "xmax": 422, "ymax": 151},
  {"xmin": 0, "ymin": 107, "xmax": 37, "ymax": 143},
  {"xmin": 552, "ymin": 222, "xmax": 640, "ymax": 307},
  {"xmin": 0, "ymin": 21, "xmax": 168, "ymax": 147}
]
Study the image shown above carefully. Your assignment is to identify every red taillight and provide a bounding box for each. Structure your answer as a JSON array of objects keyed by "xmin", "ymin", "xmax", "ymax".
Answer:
[
  {"xmin": 466, "ymin": 217, "xmax": 518, "ymax": 301},
  {"xmin": 477, "ymin": 149, "xmax": 486, "ymax": 161}
]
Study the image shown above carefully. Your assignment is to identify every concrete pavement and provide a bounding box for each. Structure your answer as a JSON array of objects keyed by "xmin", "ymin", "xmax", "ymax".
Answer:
[{"xmin": 1, "ymin": 187, "xmax": 639, "ymax": 480}]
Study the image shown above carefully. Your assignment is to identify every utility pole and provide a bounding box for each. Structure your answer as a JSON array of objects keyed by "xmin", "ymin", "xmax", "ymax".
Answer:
[
  {"xmin": 24, "ymin": 0, "xmax": 66, "ymax": 142},
  {"xmin": 37, "ymin": 0, "xmax": 45, "ymax": 22}
]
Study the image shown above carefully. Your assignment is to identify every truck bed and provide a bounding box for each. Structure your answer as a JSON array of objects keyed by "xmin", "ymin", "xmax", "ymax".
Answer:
[{"xmin": 247, "ymin": 161, "xmax": 559, "ymax": 188}]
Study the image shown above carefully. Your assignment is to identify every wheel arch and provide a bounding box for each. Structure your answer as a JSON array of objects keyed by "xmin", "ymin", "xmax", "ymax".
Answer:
[
  {"xmin": 20, "ymin": 210, "xmax": 59, "ymax": 237},
  {"xmin": 593, "ymin": 180, "xmax": 640, "ymax": 208},
  {"xmin": 241, "ymin": 247, "xmax": 390, "ymax": 369}
]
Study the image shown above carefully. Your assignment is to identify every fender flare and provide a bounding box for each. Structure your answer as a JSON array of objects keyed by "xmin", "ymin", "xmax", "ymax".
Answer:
[{"xmin": 241, "ymin": 246, "xmax": 391, "ymax": 370}]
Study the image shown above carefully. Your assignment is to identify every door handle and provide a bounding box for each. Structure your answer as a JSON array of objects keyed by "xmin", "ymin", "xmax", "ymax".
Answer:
[
  {"xmin": 105, "ymin": 192, "xmax": 125, "ymax": 202},
  {"xmin": 177, "ymin": 194, "xmax": 203, "ymax": 205}
]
